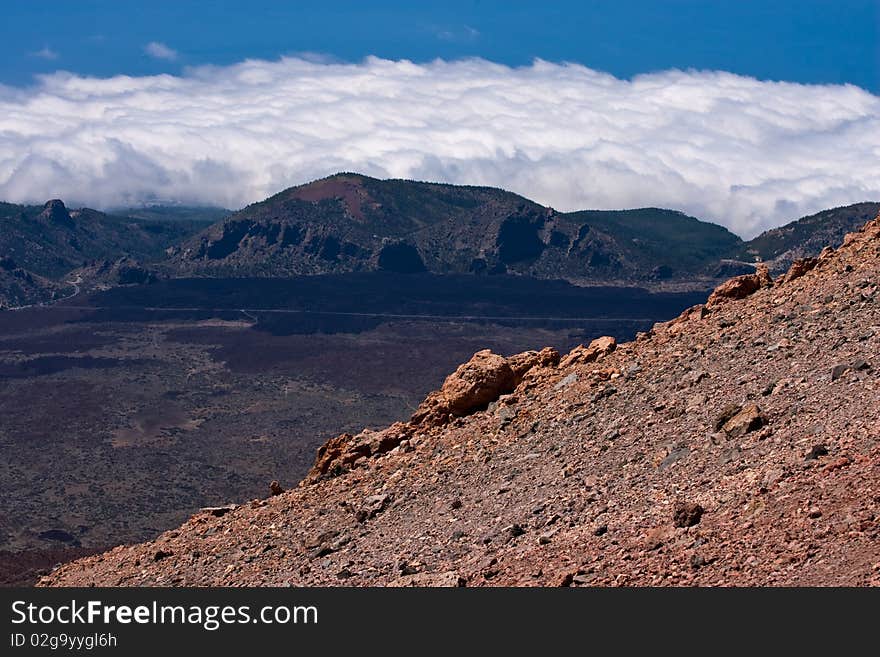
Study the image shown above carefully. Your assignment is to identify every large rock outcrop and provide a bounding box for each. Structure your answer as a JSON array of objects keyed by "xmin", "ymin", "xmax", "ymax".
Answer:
[{"xmin": 706, "ymin": 263, "xmax": 772, "ymax": 306}]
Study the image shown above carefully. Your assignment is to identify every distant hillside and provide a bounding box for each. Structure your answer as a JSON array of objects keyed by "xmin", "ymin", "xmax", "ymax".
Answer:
[
  {"xmin": 4, "ymin": 177, "xmax": 876, "ymax": 307},
  {"xmin": 741, "ymin": 202, "xmax": 880, "ymax": 272},
  {"xmin": 558, "ymin": 208, "xmax": 741, "ymax": 280},
  {"xmin": 0, "ymin": 200, "xmax": 210, "ymax": 279},
  {"xmin": 113, "ymin": 205, "xmax": 231, "ymax": 225},
  {"xmin": 0, "ymin": 256, "xmax": 70, "ymax": 310},
  {"xmin": 169, "ymin": 173, "xmax": 742, "ymax": 285}
]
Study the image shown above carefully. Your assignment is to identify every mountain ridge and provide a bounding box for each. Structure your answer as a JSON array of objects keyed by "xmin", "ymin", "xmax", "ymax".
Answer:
[
  {"xmin": 3, "ymin": 177, "xmax": 878, "ymax": 307},
  {"xmin": 168, "ymin": 173, "xmax": 744, "ymax": 285},
  {"xmin": 167, "ymin": 173, "xmax": 879, "ymax": 289}
]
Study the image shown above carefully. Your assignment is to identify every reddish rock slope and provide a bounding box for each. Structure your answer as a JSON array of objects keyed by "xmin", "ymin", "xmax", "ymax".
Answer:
[{"xmin": 42, "ymin": 215, "xmax": 880, "ymax": 587}]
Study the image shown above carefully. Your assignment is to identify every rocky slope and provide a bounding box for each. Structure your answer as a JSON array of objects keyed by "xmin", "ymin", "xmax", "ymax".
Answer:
[
  {"xmin": 42, "ymin": 213, "xmax": 880, "ymax": 587},
  {"xmin": 168, "ymin": 173, "xmax": 742, "ymax": 286},
  {"xmin": 0, "ymin": 257, "xmax": 71, "ymax": 310},
  {"xmin": 0, "ymin": 200, "xmax": 207, "ymax": 307}
]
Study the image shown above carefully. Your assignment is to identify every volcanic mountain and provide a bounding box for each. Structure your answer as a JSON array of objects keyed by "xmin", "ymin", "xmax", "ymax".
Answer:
[
  {"xmin": 42, "ymin": 212, "xmax": 880, "ymax": 587},
  {"xmin": 168, "ymin": 173, "xmax": 744, "ymax": 285}
]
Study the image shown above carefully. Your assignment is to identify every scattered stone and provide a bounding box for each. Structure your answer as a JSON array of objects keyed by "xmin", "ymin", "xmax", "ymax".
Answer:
[
  {"xmin": 200, "ymin": 505, "xmax": 237, "ymax": 518},
  {"xmin": 683, "ymin": 370, "xmax": 707, "ymax": 386},
  {"xmin": 397, "ymin": 561, "xmax": 421, "ymax": 576},
  {"xmin": 591, "ymin": 385, "xmax": 616, "ymax": 402},
  {"xmin": 673, "ymin": 502, "xmax": 704, "ymax": 528},
  {"xmin": 823, "ymin": 456, "xmax": 851, "ymax": 473},
  {"xmin": 388, "ymin": 571, "xmax": 466, "ymax": 587},
  {"xmin": 153, "ymin": 550, "xmax": 173, "ymax": 562},
  {"xmin": 805, "ymin": 444, "xmax": 829, "ymax": 461},
  {"xmin": 831, "ymin": 364, "xmax": 849, "ymax": 381},
  {"xmin": 718, "ymin": 446, "xmax": 743, "ymax": 465},
  {"xmin": 538, "ymin": 529, "xmax": 557, "ymax": 545},
  {"xmin": 721, "ymin": 404, "xmax": 767, "ymax": 438},
  {"xmin": 269, "ymin": 481, "xmax": 284, "ymax": 497},
  {"xmin": 594, "ymin": 524, "xmax": 608, "ymax": 536},
  {"xmin": 714, "ymin": 404, "xmax": 742, "ymax": 431},
  {"xmin": 660, "ymin": 447, "xmax": 690, "ymax": 470},
  {"xmin": 358, "ymin": 493, "xmax": 391, "ymax": 522},
  {"xmin": 497, "ymin": 407, "xmax": 516, "ymax": 425},
  {"xmin": 554, "ymin": 373, "xmax": 578, "ymax": 390},
  {"xmin": 450, "ymin": 498, "xmax": 463, "ymax": 510}
]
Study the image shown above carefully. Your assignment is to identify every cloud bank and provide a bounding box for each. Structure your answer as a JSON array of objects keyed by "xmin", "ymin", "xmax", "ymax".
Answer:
[{"xmin": 1, "ymin": 57, "xmax": 878, "ymax": 237}]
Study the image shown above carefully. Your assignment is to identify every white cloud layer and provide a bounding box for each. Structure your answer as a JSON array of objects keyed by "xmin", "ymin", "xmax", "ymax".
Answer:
[
  {"xmin": 1, "ymin": 57, "xmax": 878, "ymax": 237},
  {"xmin": 144, "ymin": 41, "xmax": 177, "ymax": 60}
]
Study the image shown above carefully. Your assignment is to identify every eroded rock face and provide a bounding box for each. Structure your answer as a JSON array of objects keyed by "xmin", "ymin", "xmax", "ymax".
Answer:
[
  {"xmin": 38, "ymin": 199, "xmax": 73, "ymax": 227},
  {"xmin": 706, "ymin": 264, "xmax": 772, "ymax": 306}
]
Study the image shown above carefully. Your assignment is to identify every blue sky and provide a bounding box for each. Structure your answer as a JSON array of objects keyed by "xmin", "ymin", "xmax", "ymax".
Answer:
[{"xmin": 2, "ymin": 0, "xmax": 878, "ymax": 90}]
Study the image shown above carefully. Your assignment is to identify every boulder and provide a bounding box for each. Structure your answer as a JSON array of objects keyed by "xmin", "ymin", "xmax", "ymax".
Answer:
[
  {"xmin": 506, "ymin": 347, "xmax": 560, "ymax": 379},
  {"xmin": 707, "ymin": 264, "xmax": 772, "ymax": 306},
  {"xmin": 559, "ymin": 336, "xmax": 617, "ymax": 368},
  {"xmin": 673, "ymin": 501, "xmax": 704, "ymax": 528},
  {"xmin": 781, "ymin": 257, "xmax": 818, "ymax": 284},
  {"xmin": 721, "ymin": 404, "xmax": 767, "ymax": 438},
  {"xmin": 413, "ymin": 348, "xmax": 556, "ymax": 426}
]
